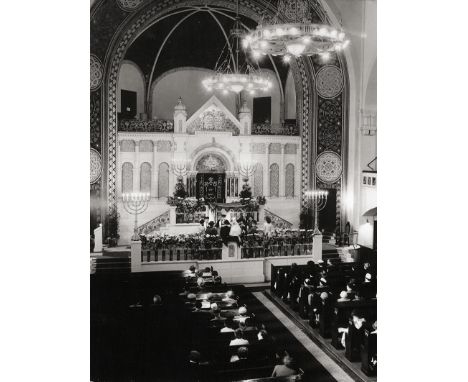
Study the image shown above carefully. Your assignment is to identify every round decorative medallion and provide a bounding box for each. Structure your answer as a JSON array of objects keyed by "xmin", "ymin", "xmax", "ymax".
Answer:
[
  {"xmin": 315, "ymin": 151, "xmax": 342, "ymax": 183},
  {"xmin": 90, "ymin": 54, "xmax": 103, "ymax": 91},
  {"xmin": 316, "ymin": 65, "xmax": 343, "ymax": 99},
  {"xmin": 90, "ymin": 148, "xmax": 102, "ymax": 184},
  {"xmin": 116, "ymin": 0, "xmax": 143, "ymax": 11}
]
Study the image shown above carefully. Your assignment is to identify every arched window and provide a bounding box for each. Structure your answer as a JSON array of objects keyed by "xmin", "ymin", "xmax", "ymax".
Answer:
[
  {"xmin": 122, "ymin": 162, "xmax": 133, "ymax": 194},
  {"xmin": 284, "ymin": 143, "xmax": 297, "ymax": 154},
  {"xmin": 120, "ymin": 140, "xmax": 135, "ymax": 152},
  {"xmin": 139, "ymin": 140, "xmax": 153, "ymax": 152},
  {"xmin": 269, "ymin": 163, "xmax": 279, "ymax": 197},
  {"xmin": 254, "ymin": 163, "xmax": 263, "ymax": 196},
  {"xmin": 158, "ymin": 162, "xmax": 169, "ymax": 198},
  {"xmin": 285, "ymin": 163, "xmax": 295, "ymax": 197},
  {"xmin": 140, "ymin": 162, "xmax": 152, "ymax": 194},
  {"xmin": 269, "ymin": 143, "xmax": 281, "ymax": 154}
]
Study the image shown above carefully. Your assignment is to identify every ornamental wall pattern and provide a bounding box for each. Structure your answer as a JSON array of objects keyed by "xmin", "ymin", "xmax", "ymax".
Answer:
[{"xmin": 90, "ymin": 0, "xmax": 349, "ymax": 233}]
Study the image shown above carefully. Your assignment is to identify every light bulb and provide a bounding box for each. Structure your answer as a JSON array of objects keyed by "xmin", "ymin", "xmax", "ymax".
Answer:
[
  {"xmin": 286, "ymin": 43, "xmax": 306, "ymax": 56},
  {"xmin": 321, "ymin": 52, "xmax": 330, "ymax": 62},
  {"xmin": 289, "ymin": 27, "xmax": 299, "ymax": 35},
  {"xmin": 222, "ymin": 89, "xmax": 228, "ymax": 95},
  {"xmin": 249, "ymin": 90, "xmax": 255, "ymax": 95},
  {"xmin": 252, "ymin": 50, "xmax": 261, "ymax": 59},
  {"xmin": 338, "ymin": 32, "xmax": 345, "ymax": 41},
  {"xmin": 343, "ymin": 40, "xmax": 350, "ymax": 48},
  {"xmin": 230, "ymin": 84, "xmax": 244, "ymax": 93},
  {"xmin": 263, "ymin": 29, "xmax": 271, "ymax": 38}
]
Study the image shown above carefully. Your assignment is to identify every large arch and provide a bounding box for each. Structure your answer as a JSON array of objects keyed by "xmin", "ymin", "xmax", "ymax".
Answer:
[{"xmin": 90, "ymin": 0, "xmax": 350, "ymax": 236}]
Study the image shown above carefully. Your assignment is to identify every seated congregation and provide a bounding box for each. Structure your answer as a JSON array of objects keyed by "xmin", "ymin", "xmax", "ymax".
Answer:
[
  {"xmin": 271, "ymin": 259, "xmax": 377, "ymax": 376},
  {"xmin": 179, "ymin": 266, "xmax": 305, "ymax": 381}
]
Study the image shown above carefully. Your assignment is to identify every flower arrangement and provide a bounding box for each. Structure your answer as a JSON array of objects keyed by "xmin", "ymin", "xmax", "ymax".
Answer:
[{"xmin": 141, "ymin": 231, "xmax": 224, "ymax": 250}]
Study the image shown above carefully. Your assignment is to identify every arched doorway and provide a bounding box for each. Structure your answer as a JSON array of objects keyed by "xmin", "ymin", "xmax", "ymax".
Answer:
[{"xmin": 194, "ymin": 153, "xmax": 227, "ymax": 203}]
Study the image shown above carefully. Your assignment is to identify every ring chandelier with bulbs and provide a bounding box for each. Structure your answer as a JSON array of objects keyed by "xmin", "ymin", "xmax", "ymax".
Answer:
[
  {"xmin": 202, "ymin": 0, "xmax": 272, "ymax": 95},
  {"xmin": 242, "ymin": 0, "xmax": 350, "ymax": 63}
]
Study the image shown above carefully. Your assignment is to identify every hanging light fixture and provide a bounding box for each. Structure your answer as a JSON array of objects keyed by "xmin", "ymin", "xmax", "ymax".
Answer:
[
  {"xmin": 242, "ymin": 0, "xmax": 350, "ymax": 61},
  {"xmin": 202, "ymin": 0, "xmax": 272, "ymax": 95}
]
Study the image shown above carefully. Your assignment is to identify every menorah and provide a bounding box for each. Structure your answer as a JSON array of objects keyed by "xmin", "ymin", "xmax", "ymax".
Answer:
[
  {"xmin": 171, "ymin": 159, "xmax": 188, "ymax": 178},
  {"xmin": 238, "ymin": 160, "xmax": 257, "ymax": 181},
  {"xmin": 304, "ymin": 189, "xmax": 328, "ymax": 235},
  {"xmin": 122, "ymin": 192, "xmax": 151, "ymax": 241}
]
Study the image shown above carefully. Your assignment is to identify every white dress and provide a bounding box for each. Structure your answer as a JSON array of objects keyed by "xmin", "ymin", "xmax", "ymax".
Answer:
[{"xmin": 263, "ymin": 222, "xmax": 273, "ymax": 236}]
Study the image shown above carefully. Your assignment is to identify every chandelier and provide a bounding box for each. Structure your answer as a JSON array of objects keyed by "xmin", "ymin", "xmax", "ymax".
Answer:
[
  {"xmin": 242, "ymin": 0, "xmax": 349, "ymax": 62},
  {"xmin": 202, "ymin": 0, "xmax": 272, "ymax": 95}
]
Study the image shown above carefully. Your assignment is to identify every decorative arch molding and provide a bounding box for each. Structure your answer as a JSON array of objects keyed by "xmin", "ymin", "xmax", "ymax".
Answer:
[
  {"xmin": 190, "ymin": 143, "xmax": 235, "ymax": 173},
  {"xmin": 91, "ymin": 0, "xmax": 349, "ymax": 235}
]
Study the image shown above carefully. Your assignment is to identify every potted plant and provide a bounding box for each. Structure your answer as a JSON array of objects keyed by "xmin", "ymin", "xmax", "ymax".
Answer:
[{"xmin": 106, "ymin": 211, "xmax": 120, "ymax": 247}]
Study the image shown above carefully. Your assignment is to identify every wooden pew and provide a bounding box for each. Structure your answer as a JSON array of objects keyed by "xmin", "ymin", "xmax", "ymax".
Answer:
[
  {"xmin": 330, "ymin": 299, "xmax": 377, "ymax": 350},
  {"xmin": 361, "ymin": 329, "xmax": 377, "ymax": 376}
]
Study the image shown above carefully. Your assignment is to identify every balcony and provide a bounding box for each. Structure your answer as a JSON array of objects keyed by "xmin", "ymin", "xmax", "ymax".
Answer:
[
  {"xmin": 252, "ymin": 121, "xmax": 299, "ymax": 136},
  {"xmin": 119, "ymin": 118, "xmax": 174, "ymax": 133}
]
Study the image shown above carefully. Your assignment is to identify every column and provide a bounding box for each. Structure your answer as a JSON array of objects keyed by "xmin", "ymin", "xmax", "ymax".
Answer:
[
  {"xmin": 116, "ymin": 141, "xmax": 122, "ymax": 198},
  {"xmin": 133, "ymin": 141, "xmax": 140, "ymax": 192},
  {"xmin": 279, "ymin": 144, "xmax": 285, "ymax": 197},
  {"xmin": 264, "ymin": 152, "xmax": 270, "ymax": 197},
  {"xmin": 151, "ymin": 140, "xmax": 158, "ymax": 198}
]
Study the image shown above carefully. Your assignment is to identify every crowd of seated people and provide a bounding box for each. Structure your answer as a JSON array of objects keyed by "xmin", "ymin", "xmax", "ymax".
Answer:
[
  {"xmin": 271, "ymin": 259, "xmax": 377, "ymax": 376},
  {"xmin": 180, "ymin": 266, "xmax": 304, "ymax": 381}
]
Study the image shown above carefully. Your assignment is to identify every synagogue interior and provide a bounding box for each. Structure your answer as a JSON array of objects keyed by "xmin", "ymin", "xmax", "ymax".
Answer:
[{"xmin": 90, "ymin": 0, "xmax": 377, "ymax": 381}]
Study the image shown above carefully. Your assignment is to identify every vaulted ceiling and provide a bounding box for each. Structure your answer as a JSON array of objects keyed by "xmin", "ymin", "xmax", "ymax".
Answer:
[{"xmin": 123, "ymin": 7, "xmax": 290, "ymax": 89}]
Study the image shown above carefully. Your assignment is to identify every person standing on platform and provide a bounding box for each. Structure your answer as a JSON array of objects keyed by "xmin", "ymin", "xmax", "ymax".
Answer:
[
  {"xmin": 229, "ymin": 218, "xmax": 242, "ymax": 245},
  {"xmin": 198, "ymin": 219, "xmax": 205, "ymax": 234},
  {"xmin": 205, "ymin": 221, "xmax": 218, "ymax": 236},
  {"xmin": 220, "ymin": 219, "xmax": 231, "ymax": 246},
  {"xmin": 263, "ymin": 216, "xmax": 273, "ymax": 237},
  {"xmin": 238, "ymin": 212, "xmax": 247, "ymax": 234}
]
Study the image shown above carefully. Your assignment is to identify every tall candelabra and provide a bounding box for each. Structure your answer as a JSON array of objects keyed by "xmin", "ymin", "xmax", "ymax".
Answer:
[
  {"xmin": 238, "ymin": 160, "xmax": 257, "ymax": 181},
  {"xmin": 122, "ymin": 192, "xmax": 150, "ymax": 241},
  {"xmin": 304, "ymin": 189, "xmax": 328, "ymax": 235},
  {"xmin": 171, "ymin": 159, "xmax": 188, "ymax": 179}
]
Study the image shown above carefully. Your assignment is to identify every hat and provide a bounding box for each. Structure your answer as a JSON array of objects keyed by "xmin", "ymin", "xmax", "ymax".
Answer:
[
  {"xmin": 320, "ymin": 292, "xmax": 329, "ymax": 300},
  {"xmin": 320, "ymin": 277, "xmax": 327, "ymax": 285},
  {"xmin": 340, "ymin": 291, "xmax": 348, "ymax": 299},
  {"xmin": 365, "ymin": 273, "xmax": 372, "ymax": 281},
  {"xmin": 189, "ymin": 350, "xmax": 201, "ymax": 362},
  {"xmin": 187, "ymin": 293, "xmax": 196, "ymax": 300},
  {"xmin": 239, "ymin": 306, "xmax": 247, "ymax": 315},
  {"xmin": 210, "ymin": 303, "xmax": 218, "ymax": 310}
]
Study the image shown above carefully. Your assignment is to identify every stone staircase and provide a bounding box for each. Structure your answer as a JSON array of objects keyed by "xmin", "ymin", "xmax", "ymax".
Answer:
[
  {"xmin": 137, "ymin": 209, "xmax": 170, "ymax": 235},
  {"xmin": 91, "ymin": 251, "xmax": 130, "ymax": 274},
  {"xmin": 263, "ymin": 208, "xmax": 293, "ymax": 229}
]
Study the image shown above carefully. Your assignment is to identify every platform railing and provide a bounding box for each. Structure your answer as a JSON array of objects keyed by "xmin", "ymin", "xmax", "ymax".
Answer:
[{"xmin": 141, "ymin": 246, "xmax": 222, "ymax": 262}]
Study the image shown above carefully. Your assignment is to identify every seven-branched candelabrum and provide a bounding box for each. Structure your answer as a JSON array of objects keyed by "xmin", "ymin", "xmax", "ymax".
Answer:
[
  {"xmin": 122, "ymin": 193, "xmax": 151, "ymax": 241},
  {"xmin": 304, "ymin": 189, "xmax": 328, "ymax": 235}
]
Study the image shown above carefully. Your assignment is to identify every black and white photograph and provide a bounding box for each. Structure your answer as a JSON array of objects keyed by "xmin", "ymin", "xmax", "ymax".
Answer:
[
  {"xmin": 90, "ymin": 1, "xmax": 376, "ymax": 381},
  {"xmin": 2, "ymin": 1, "xmax": 468, "ymax": 381}
]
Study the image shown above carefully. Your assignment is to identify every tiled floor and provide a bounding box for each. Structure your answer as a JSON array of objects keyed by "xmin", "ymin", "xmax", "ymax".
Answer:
[{"xmin": 252, "ymin": 291, "xmax": 356, "ymax": 382}]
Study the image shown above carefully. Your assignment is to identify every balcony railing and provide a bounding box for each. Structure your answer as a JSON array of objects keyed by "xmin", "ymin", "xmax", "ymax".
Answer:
[
  {"xmin": 119, "ymin": 118, "xmax": 174, "ymax": 133},
  {"xmin": 252, "ymin": 121, "xmax": 299, "ymax": 136}
]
